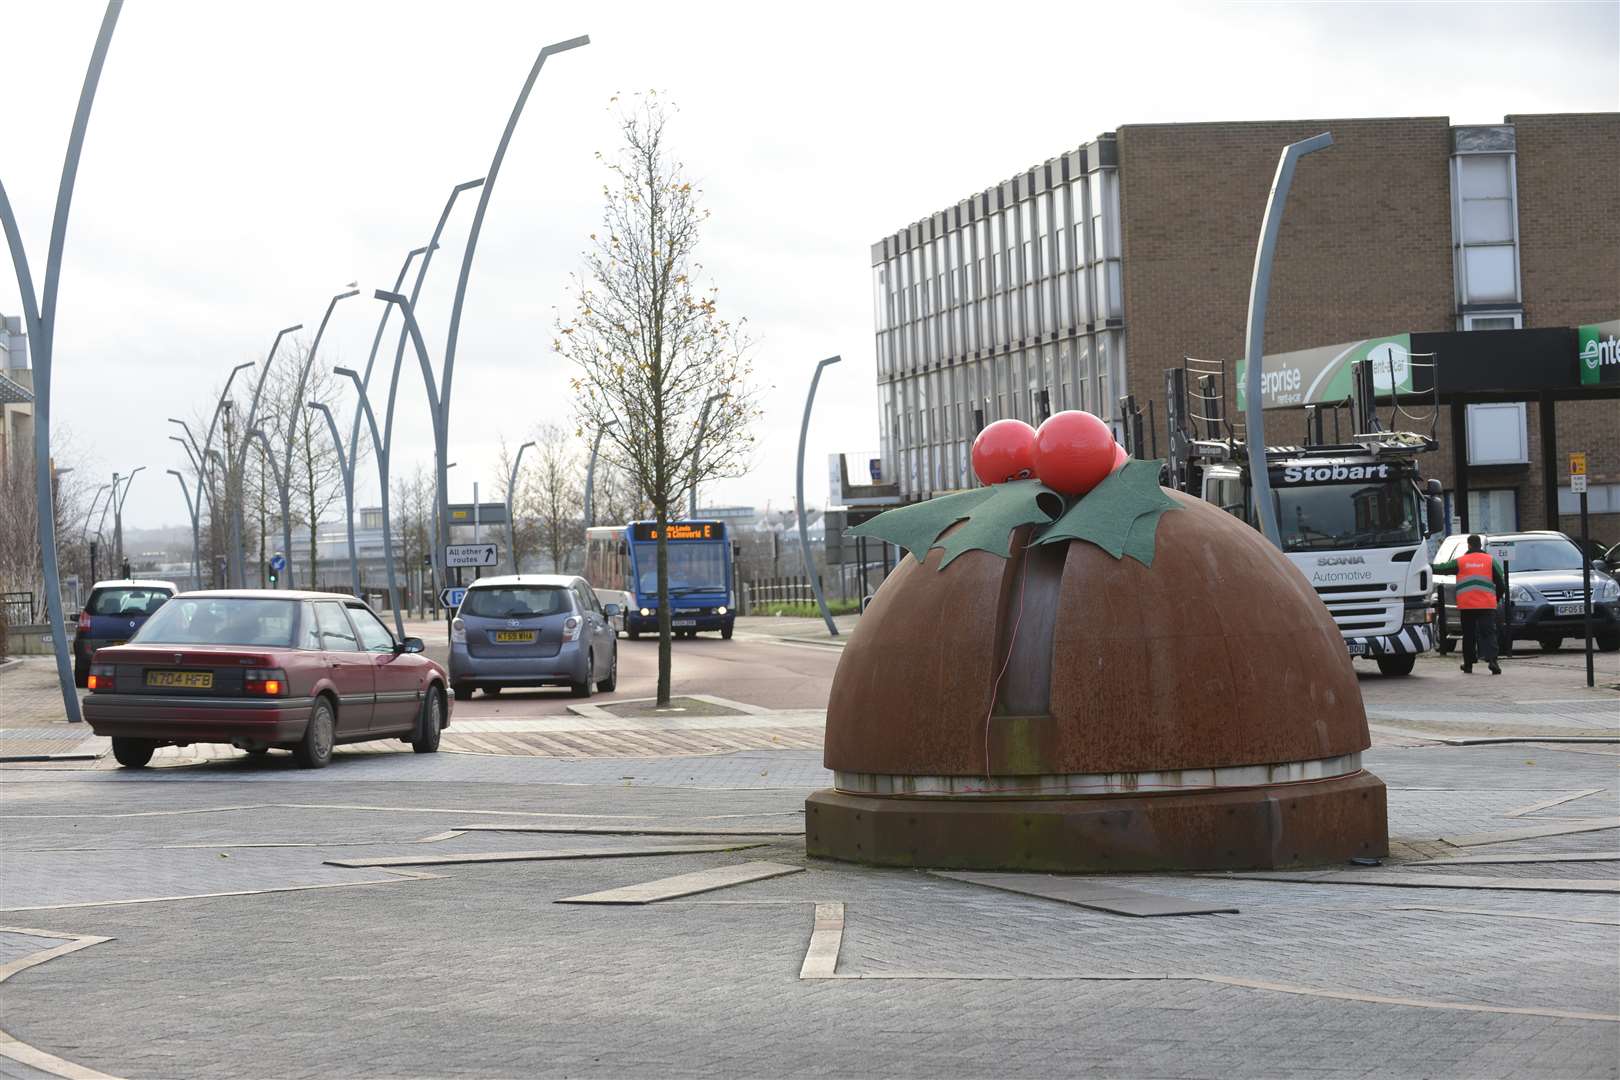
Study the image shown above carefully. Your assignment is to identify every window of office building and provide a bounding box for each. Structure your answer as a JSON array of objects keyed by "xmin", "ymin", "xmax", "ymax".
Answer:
[{"xmin": 1450, "ymin": 130, "xmax": 1521, "ymax": 312}]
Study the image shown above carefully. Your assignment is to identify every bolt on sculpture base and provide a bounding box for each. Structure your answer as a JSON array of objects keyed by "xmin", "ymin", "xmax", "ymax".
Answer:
[{"xmin": 812, "ymin": 490, "xmax": 1390, "ymax": 874}]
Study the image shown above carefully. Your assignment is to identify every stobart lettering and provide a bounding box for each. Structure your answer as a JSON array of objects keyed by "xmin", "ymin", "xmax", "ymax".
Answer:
[{"xmin": 1281, "ymin": 463, "xmax": 1391, "ymax": 484}]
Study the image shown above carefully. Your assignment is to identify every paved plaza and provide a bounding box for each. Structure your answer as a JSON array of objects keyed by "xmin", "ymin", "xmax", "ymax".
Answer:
[{"xmin": 1, "ymin": 628, "xmax": 1617, "ymax": 1078}]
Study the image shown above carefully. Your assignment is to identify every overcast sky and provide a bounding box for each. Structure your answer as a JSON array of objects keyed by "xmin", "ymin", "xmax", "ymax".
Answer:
[{"xmin": 5, "ymin": 0, "xmax": 1617, "ymax": 531}]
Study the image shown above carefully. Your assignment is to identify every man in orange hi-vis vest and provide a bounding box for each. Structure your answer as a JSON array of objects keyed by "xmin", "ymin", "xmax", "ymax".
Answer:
[{"xmin": 1434, "ymin": 534, "xmax": 1506, "ymax": 675}]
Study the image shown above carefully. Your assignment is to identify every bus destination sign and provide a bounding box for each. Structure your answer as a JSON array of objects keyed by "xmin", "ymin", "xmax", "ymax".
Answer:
[{"xmin": 633, "ymin": 522, "xmax": 718, "ymax": 542}]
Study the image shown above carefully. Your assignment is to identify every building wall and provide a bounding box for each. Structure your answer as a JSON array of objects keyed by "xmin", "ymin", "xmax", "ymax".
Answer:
[
  {"xmin": 1509, "ymin": 113, "xmax": 1620, "ymax": 539},
  {"xmin": 1115, "ymin": 116, "xmax": 1455, "ymax": 440}
]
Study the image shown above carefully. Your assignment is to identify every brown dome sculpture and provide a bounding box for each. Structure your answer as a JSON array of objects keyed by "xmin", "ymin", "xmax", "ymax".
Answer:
[{"xmin": 806, "ymin": 491, "xmax": 1388, "ymax": 872}]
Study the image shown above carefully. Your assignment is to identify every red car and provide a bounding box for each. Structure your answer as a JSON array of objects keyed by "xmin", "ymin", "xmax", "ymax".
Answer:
[{"xmin": 83, "ymin": 590, "xmax": 450, "ymax": 769}]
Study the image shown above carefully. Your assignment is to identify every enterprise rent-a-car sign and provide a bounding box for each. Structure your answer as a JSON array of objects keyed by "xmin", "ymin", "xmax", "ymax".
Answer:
[
  {"xmin": 1578, "ymin": 320, "xmax": 1620, "ymax": 387},
  {"xmin": 1236, "ymin": 334, "xmax": 1414, "ymax": 410}
]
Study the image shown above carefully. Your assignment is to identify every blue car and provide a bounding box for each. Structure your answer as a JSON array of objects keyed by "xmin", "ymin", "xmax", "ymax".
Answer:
[{"xmin": 74, "ymin": 579, "xmax": 177, "ymax": 687}]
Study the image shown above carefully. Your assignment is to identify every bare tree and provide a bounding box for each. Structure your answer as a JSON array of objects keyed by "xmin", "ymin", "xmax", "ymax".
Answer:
[
  {"xmin": 556, "ymin": 95, "xmax": 760, "ymax": 703},
  {"xmin": 392, "ymin": 464, "xmax": 435, "ymax": 615},
  {"xmin": 257, "ymin": 346, "xmax": 352, "ymax": 587},
  {"xmin": 529, "ymin": 423, "xmax": 583, "ymax": 573}
]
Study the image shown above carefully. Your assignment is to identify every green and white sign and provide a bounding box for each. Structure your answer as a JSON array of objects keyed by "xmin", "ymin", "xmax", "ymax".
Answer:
[
  {"xmin": 1577, "ymin": 320, "xmax": 1620, "ymax": 387},
  {"xmin": 1237, "ymin": 334, "xmax": 1414, "ymax": 412}
]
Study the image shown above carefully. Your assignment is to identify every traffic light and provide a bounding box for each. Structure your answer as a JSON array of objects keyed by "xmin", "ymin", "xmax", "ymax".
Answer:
[
  {"xmin": 120, "ymin": 559, "xmax": 132, "ymax": 579},
  {"xmin": 267, "ymin": 561, "xmax": 279, "ymax": 586}
]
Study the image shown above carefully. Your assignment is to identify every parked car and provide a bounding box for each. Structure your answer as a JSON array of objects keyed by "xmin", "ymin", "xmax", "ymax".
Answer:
[
  {"xmin": 83, "ymin": 590, "xmax": 449, "ymax": 769},
  {"xmin": 448, "ymin": 574, "xmax": 619, "ymax": 700},
  {"xmin": 1432, "ymin": 531, "xmax": 1620, "ymax": 653},
  {"xmin": 74, "ymin": 580, "xmax": 178, "ymax": 687}
]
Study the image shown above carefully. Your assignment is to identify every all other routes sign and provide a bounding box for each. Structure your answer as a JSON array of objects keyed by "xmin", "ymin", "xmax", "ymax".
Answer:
[
  {"xmin": 445, "ymin": 543, "xmax": 498, "ymax": 568},
  {"xmin": 440, "ymin": 586, "xmax": 467, "ymax": 610}
]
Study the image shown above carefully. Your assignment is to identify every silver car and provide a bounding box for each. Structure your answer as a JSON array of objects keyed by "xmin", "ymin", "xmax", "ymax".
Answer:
[{"xmin": 448, "ymin": 575, "xmax": 620, "ymax": 700}]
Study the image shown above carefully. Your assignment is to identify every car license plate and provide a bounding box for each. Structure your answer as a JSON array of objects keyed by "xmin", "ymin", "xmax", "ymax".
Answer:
[
  {"xmin": 672, "ymin": 619, "xmax": 697, "ymax": 627},
  {"xmin": 494, "ymin": 630, "xmax": 536, "ymax": 643},
  {"xmin": 1554, "ymin": 602, "xmax": 1588, "ymax": 616},
  {"xmin": 146, "ymin": 670, "xmax": 213, "ymax": 689},
  {"xmin": 1346, "ymin": 641, "xmax": 1367, "ymax": 656}
]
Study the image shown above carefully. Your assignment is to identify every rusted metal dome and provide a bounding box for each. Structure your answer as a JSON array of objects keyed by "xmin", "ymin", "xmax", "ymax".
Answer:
[{"xmin": 807, "ymin": 491, "xmax": 1388, "ymax": 871}]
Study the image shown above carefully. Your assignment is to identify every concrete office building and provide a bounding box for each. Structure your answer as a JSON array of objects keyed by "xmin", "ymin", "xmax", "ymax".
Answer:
[{"xmin": 870, "ymin": 112, "xmax": 1619, "ymax": 538}]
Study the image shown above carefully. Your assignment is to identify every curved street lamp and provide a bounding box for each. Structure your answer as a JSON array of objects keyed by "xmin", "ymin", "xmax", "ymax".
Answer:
[
  {"xmin": 585, "ymin": 419, "xmax": 618, "ymax": 528},
  {"xmin": 227, "ymin": 325, "xmax": 301, "ymax": 586},
  {"xmin": 168, "ymin": 469, "xmax": 201, "ymax": 587},
  {"xmin": 689, "ymin": 393, "xmax": 723, "ymax": 520},
  {"xmin": 307, "ymin": 399, "xmax": 359, "ymax": 596},
  {"xmin": 333, "ymin": 366, "xmax": 405, "ymax": 637},
  {"xmin": 279, "ymin": 288, "xmax": 359, "ymax": 586},
  {"xmin": 246, "ymin": 427, "xmax": 290, "ymax": 587},
  {"xmin": 506, "ymin": 440, "xmax": 536, "ymax": 572},
  {"xmin": 796, "ymin": 356, "xmax": 842, "ymax": 637},
  {"xmin": 0, "ymin": 0, "xmax": 123, "ymax": 721},
  {"xmin": 111, "ymin": 465, "xmax": 145, "ymax": 573}
]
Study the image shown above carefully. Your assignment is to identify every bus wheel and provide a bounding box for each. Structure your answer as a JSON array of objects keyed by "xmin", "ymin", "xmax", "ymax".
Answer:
[
  {"xmin": 628, "ymin": 629, "xmax": 641, "ymax": 641},
  {"xmin": 722, "ymin": 625, "xmax": 733, "ymax": 640}
]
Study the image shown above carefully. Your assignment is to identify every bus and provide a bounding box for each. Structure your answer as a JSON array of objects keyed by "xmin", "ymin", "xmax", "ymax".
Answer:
[{"xmin": 583, "ymin": 520, "xmax": 736, "ymax": 640}]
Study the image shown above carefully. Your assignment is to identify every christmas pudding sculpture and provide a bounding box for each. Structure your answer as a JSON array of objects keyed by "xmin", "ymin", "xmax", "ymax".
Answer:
[{"xmin": 808, "ymin": 410, "xmax": 1388, "ymax": 871}]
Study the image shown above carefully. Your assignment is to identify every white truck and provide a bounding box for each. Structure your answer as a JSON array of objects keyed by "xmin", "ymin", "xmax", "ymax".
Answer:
[{"xmin": 1193, "ymin": 435, "xmax": 1446, "ymax": 675}]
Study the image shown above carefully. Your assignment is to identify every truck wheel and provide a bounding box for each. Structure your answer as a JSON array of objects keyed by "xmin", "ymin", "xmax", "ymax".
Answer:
[
  {"xmin": 1538, "ymin": 637, "xmax": 1563, "ymax": 653},
  {"xmin": 1597, "ymin": 634, "xmax": 1620, "ymax": 653},
  {"xmin": 1376, "ymin": 654, "xmax": 1416, "ymax": 677},
  {"xmin": 111, "ymin": 737, "xmax": 155, "ymax": 768}
]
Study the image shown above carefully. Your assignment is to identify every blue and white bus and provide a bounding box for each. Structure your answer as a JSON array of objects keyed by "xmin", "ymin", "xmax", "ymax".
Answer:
[{"xmin": 583, "ymin": 521, "xmax": 736, "ymax": 640}]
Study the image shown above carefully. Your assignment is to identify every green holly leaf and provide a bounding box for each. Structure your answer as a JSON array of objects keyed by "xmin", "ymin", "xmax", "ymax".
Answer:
[
  {"xmin": 1037, "ymin": 459, "xmax": 1180, "ymax": 566},
  {"xmin": 849, "ymin": 480, "xmax": 1062, "ymax": 569}
]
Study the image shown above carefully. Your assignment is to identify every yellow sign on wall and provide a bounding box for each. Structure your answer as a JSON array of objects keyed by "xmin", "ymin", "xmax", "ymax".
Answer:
[{"xmin": 1569, "ymin": 452, "xmax": 1587, "ymax": 476}]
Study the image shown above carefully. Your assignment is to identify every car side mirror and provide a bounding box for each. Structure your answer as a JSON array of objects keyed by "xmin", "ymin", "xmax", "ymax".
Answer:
[
  {"xmin": 397, "ymin": 636, "xmax": 425, "ymax": 654},
  {"xmin": 603, "ymin": 603, "xmax": 622, "ymax": 617}
]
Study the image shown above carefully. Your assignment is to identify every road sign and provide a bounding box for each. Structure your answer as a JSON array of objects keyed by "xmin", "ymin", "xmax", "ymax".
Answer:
[
  {"xmin": 447, "ymin": 502, "xmax": 508, "ymax": 526},
  {"xmin": 269, "ymin": 553, "xmax": 286, "ymax": 573},
  {"xmin": 1569, "ymin": 452, "xmax": 1587, "ymax": 476},
  {"xmin": 440, "ymin": 586, "xmax": 467, "ymax": 610},
  {"xmin": 1571, "ymin": 474, "xmax": 1589, "ymax": 495},
  {"xmin": 445, "ymin": 543, "xmax": 498, "ymax": 568}
]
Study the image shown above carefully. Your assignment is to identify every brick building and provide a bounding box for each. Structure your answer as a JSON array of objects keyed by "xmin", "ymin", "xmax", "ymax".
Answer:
[{"xmin": 869, "ymin": 112, "xmax": 1619, "ymax": 539}]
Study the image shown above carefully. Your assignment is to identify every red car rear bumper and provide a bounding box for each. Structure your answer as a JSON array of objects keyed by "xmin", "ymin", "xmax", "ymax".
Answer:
[{"xmin": 83, "ymin": 694, "xmax": 313, "ymax": 745}]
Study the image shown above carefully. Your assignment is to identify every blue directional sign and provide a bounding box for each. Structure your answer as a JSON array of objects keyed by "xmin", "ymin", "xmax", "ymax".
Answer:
[
  {"xmin": 440, "ymin": 586, "xmax": 467, "ymax": 610},
  {"xmin": 269, "ymin": 553, "xmax": 287, "ymax": 573}
]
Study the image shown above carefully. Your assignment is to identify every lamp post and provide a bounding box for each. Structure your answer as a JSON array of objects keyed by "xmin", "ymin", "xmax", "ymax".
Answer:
[
  {"xmin": 80, "ymin": 482, "xmax": 110, "ymax": 544},
  {"xmin": 1242, "ymin": 132, "xmax": 1333, "ymax": 551},
  {"xmin": 585, "ymin": 420, "xmax": 617, "ymax": 528},
  {"xmin": 796, "ymin": 356, "xmax": 841, "ymax": 637},
  {"xmin": 278, "ymin": 287, "xmax": 358, "ymax": 586},
  {"xmin": 506, "ymin": 440, "xmax": 535, "ymax": 573},
  {"xmin": 689, "ymin": 393, "xmax": 722, "ymax": 520},
  {"xmin": 0, "ymin": 0, "xmax": 122, "ymax": 722},
  {"xmin": 333, "ymin": 366, "xmax": 405, "ymax": 637},
  {"xmin": 374, "ymin": 289, "xmax": 451, "ymax": 603},
  {"xmin": 112, "ymin": 465, "xmax": 144, "ymax": 574},
  {"xmin": 307, "ymin": 399, "xmax": 360, "ymax": 596},
  {"xmin": 246, "ymin": 427, "xmax": 290, "ymax": 588},
  {"xmin": 168, "ymin": 469, "xmax": 201, "ymax": 587},
  {"xmin": 199, "ymin": 362, "xmax": 254, "ymax": 585},
  {"xmin": 229, "ymin": 326, "xmax": 301, "ymax": 585}
]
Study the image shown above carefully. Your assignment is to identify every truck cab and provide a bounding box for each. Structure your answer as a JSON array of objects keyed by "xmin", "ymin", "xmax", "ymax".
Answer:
[{"xmin": 1200, "ymin": 446, "xmax": 1444, "ymax": 676}]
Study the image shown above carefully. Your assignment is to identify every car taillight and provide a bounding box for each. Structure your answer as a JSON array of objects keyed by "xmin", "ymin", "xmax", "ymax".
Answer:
[
  {"xmin": 244, "ymin": 668, "xmax": 288, "ymax": 696},
  {"xmin": 563, "ymin": 615, "xmax": 582, "ymax": 642},
  {"xmin": 77, "ymin": 610, "xmax": 91, "ymax": 633},
  {"xmin": 450, "ymin": 618, "xmax": 466, "ymax": 644},
  {"xmin": 86, "ymin": 663, "xmax": 115, "ymax": 691}
]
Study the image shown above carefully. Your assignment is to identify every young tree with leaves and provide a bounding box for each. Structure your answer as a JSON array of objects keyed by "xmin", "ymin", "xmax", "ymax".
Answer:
[{"xmin": 556, "ymin": 95, "xmax": 759, "ymax": 704}]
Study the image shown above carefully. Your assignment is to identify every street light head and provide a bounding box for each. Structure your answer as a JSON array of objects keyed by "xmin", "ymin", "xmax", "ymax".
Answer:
[
  {"xmin": 336, "ymin": 287, "xmax": 360, "ymax": 300},
  {"xmin": 281, "ymin": 323, "xmax": 304, "ymax": 335},
  {"xmin": 167, "ymin": 468, "xmax": 182, "ymax": 479},
  {"xmin": 231, "ymin": 361, "xmax": 254, "ymax": 374},
  {"xmin": 374, "ymin": 289, "xmax": 406, "ymax": 305},
  {"xmin": 333, "ymin": 366, "xmax": 359, "ymax": 380},
  {"xmin": 520, "ymin": 440, "xmax": 536, "ymax": 452},
  {"xmin": 307, "ymin": 401, "xmax": 331, "ymax": 415},
  {"xmin": 542, "ymin": 35, "xmax": 591, "ymax": 55},
  {"xmin": 455, "ymin": 178, "xmax": 486, "ymax": 193}
]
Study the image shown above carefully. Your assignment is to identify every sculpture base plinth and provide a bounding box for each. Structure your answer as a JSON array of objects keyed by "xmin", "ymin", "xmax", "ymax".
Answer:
[{"xmin": 806, "ymin": 771, "xmax": 1387, "ymax": 872}]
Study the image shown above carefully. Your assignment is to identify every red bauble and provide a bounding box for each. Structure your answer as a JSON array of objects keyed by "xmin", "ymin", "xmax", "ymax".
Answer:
[
  {"xmin": 971, "ymin": 419, "xmax": 1038, "ymax": 485},
  {"xmin": 1034, "ymin": 410, "xmax": 1117, "ymax": 497},
  {"xmin": 1112, "ymin": 442, "xmax": 1129, "ymax": 471}
]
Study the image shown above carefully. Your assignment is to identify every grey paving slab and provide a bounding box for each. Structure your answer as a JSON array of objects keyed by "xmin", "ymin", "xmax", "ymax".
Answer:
[
  {"xmin": 324, "ymin": 842, "xmax": 764, "ymax": 869},
  {"xmin": 0, "ymin": 931, "xmax": 64, "ymax": 970},
  {"xmin": 1405, "ymin": 851, "xmax": 1620, "ymax": 865},
  {"xmin": 455, "ymin": 823, "xmax": 805, "ymax": 836},
  {"xmin": 932, "ymin": 871, "xmax": 1240, "ymax": 917},
  {"xmin": 1204, "ymin": 869, "xmax": 1620, "ymax": 892},
  {"xmin": 557, "ymin": 861, "xmax": 803, "ymax": 904},
  {"xmin": 1444, "ymin": 818, "xmax": 1620, "ymax": 847}
]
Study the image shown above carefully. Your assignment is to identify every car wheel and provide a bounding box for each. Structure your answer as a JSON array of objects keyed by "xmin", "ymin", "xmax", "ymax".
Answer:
[
  {"xmin": 293, "ymin": 697, "xmax": 335, "ymax": 769},
  {"xmin": 483, "ymin": 686, "xmax": 502, "ymax": 698},
  {"xmin": 572, "ymin": 652, "xmax": 595, "ymax": 698},
  {"xmin": 597, "ymin": 647, "xmax": 618, "ymax": 693},
  {"xmin": 1539, "ymin": 637, "xmax": 1563, "ymax": 653},
  {"xmin": 111, "ymin": 737, "xmax": 155, "ymax": 769},
  {"xmin": 1598, "ymin": 633, "xmax": 1620, "ymax": 653},
  {"xmin": 453, "ymin": 685, "xmax": 473, "ymax": 702},
  {"xmin": 413, "ymin": 686, "xmax": 444, "ymax": 754},
  {"xmin": 73, "ymin": 660, "xmax": 88, "ymax": 688},
  {"xmin": 1375, "ymin": 654, "xmax": 1415, "ymax": 677},
  {"xmin": 721, "ymin": 624, "xmax": 734, "ymax": 640}
]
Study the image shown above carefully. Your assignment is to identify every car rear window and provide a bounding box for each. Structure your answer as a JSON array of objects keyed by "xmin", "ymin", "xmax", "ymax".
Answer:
[
  {"xmin": 132, "ymin": 597, "xmax": 298, "ymax": 647},
  {"xmin": 87, "ymin": 587, "xmax": 172, "ymax": 616},
  {"xmin": 462, "ymin": 586, "xmax": 569, "ymax": 619}
]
